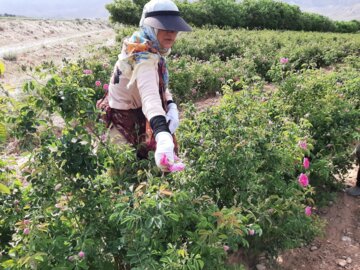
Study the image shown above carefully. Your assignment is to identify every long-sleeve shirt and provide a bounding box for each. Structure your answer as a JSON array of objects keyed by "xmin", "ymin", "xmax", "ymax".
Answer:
[{"xmin": 108, "ymin": 54, "xmax": 172, "ymax": 121}]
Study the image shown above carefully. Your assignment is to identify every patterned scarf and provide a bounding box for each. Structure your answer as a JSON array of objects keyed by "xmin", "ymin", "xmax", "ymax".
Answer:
[{"xmin": 119, "ymin": 26, "xmax": 170, "ymax": 94}]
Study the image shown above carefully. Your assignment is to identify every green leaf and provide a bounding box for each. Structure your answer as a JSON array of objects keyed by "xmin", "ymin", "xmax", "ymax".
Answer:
[
  {"xmin": 33, "ymin": 252, "xmax": 47, "ymax": 262},
  {"xmin": 145, "ymin": 217, "xmax": 154, "ymax": 229},
  {"xmin": 0, "ymin": 123, "xmax": 6, "ymax": 143},
  {"xmin": 154, "ymin": 217, "xmax": 163, "ymax": 229},
  {"xmin": 0, "ymin": 183, "xmax": 11, "ymax": 194},
  {"xmin": 1, "ymin": 259, "xmax": 15, "ymax": 268},
  {"xmin": 0, "ymin": 61, "xmax": 5, "ymax": 75}
]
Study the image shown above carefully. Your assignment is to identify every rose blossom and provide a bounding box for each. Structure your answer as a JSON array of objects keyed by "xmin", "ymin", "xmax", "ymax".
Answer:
[
  {"xmin": 303, "ymin": 157, "xmax": 310, "ymax": 169},
  {"xmin": 298, "ymin": 140, "xmax": 307, "ymax": 150},
  {"xmin": 298, "ymin": 173, "xmax": 309, "ymax": 187},
  {"xmin": 78, "ymin": 251, "xmax": 85, "ymax": 258},
  {"xmin": 160, "ymin": 154, "xmax": 170, "ymax": 166},
  {"xmin": 169, "ymin": 163, "xmax": 186, "ymax": 172},
  {"xmin": 95, "ymin": 80, "xmax": 101, "ymax": 87},
  {"xmin": 305, "ymin": 206, "xmax": 312, "ymax": 216},
  {"xmin": 280, "ymin": 57, "xmax": 289, "ymax": 64},
  {"xmin": 83, "ymin": 69, "xmax": 92, "ymax": 75}
]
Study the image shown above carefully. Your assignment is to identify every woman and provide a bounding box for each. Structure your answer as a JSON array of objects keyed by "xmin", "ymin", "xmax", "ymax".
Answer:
[{"xmin": 99, "ymin": 0, "xmax": 191, "ymax": 171}]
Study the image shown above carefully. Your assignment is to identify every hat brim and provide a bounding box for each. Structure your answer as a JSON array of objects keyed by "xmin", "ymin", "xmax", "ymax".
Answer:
[{"xmin": 144, "ymin": 16, "xmax": 192, "ymax": 32}]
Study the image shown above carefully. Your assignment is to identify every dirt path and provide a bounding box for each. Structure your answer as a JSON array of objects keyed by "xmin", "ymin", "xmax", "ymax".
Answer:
[
  {"xmin": 0, "ymin": 29, "xmax": 112, "ymax": 57},
  {"xmin": 0, "ymin": 18, "xmax": 116, "ymax": 91},
  {"xmin": 1, "ymin": 18, "xmax": 360, "ymax": 270},
  {"xmin": 229, "ymin": 165, "xmax": 360, "ymax": 270}
]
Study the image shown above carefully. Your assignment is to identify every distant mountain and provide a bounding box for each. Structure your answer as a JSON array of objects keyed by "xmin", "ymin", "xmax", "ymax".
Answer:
[
  {"xmin": 280, "ymin": 0, "xmax": 360, "ymax": 21},
  {"xmin": 0, "ymin": 0, "xmax": 112, "ymax": 19}
]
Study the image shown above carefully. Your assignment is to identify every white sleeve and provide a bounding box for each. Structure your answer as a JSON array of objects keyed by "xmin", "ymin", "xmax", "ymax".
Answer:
[{"xmin": 136, "ymin": 63, "xmax": 166, "ymax": 121}]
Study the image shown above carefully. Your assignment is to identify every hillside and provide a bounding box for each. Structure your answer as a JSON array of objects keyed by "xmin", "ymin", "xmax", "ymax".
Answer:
[
  {"xmin": 280, "ymin": 0, "xmax": 360, "ymax": 21},
  {"xmin": 0, "ymin": 18, "xmax": 115, "ymax": 89}
]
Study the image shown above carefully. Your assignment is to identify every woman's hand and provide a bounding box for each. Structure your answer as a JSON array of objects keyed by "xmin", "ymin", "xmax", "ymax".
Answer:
[
  {"xmin": 166, "ymin": 103, "xmax": 179, "ymax": 134},
  {"xmin": 155, "ymin": 131, "xmax": 174, "ymax": 171}
]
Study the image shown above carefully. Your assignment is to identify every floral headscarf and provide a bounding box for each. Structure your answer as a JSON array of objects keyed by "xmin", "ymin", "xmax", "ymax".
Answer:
[{"xmin": 117, "ymin": 11, "xmax": 170, "ymax": 90}]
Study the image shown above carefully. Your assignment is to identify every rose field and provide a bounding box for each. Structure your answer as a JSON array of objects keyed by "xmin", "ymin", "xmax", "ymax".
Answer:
[{"xmin": 0, "ymin": 25, "xmax": 360, "ymax": 270}]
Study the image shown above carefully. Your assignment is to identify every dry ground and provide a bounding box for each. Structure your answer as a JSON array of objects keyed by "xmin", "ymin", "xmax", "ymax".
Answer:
[
  {"xmin": 1, "ymin": 17, "xmax": 360, "ymax": 270},
  {"xmin": 274, "ymin": 167, "xmax": 360, "ymax": 270},
  {"xmin": 0, "ymin": 17, "xmax": 116, "ymax": 91}
]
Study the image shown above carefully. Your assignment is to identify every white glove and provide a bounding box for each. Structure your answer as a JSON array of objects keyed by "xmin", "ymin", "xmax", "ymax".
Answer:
[
  {"xmin": 165, "ymin": 103, "xmax": 179, "ymax": 134},
  {"xmin": 155, "ymin": 132, "xmax": 175, "ymax": 170}
]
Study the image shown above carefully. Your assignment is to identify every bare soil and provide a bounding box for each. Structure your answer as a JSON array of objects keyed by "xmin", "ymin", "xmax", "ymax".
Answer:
[
  {"xmin": 1, "ymin": 17, "xmax": 360, "ymax": 270},
  {"xmin": 273, "ymin": 167, "xmax": 360, "ymax": 270},
  {"xmin": 0, "ymin": 17, "xmax": 116, "ymax": 90}
]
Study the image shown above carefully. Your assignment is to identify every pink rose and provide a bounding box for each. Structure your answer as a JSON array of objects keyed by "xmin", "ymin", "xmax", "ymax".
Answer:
[
  {"xmin": 223, "ymin": 245, "xmax": 230, "ymax": 252},
  {"xmin": 248, "ymin": 229, "xmax": 255, "ymax": 236},
  {"xmin": 83, "ymin": 69, "xmax": 92, "ymax": 75},
  {"xmin": 103, "ymin": 84, "xmax": 109, "ymax": 91},
  {"xmin": 160, "ymin": 154, "xmax": 186, "ymax": 173},
  {"xmin": 160, "ymin": 154, "xmax": 170, "ymax": 166},
  {"xmin": 280, "ymin": 57, "xmax": 289, "ymax": 64},
  {"xmin": 23, "ymin": 228, "xmax": 30, "ymax": 235},
  {"xmin": 305, "ymin": 206, "xmax": 312, "ymax": 216},
  {"xmin": 298, "ymin": 173, "xmax": 309, "ymax": 187},
  {"xmin": 78, "ymin": 251, "xmax": 85, "ymax": 258},
  {"xmin": 298, "ymin": 140, "xmax": 307, "ymax": 150},
  {"xmin": 169, "ymin": 162, "xmax": 186, "ymax": 172},
  {"xmin": 303, "ymin": 157, "xmax": 310, "ymax": 169},
  {"xmin": 95, "ymin": 80, "xmax": 101, "ymax": 87}
]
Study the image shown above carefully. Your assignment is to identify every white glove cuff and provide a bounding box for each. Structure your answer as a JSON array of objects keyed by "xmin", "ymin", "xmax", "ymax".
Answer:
[
  {"xmin": 167, "ymin": 103, "xmax": 177, "ymax": 111},
  {"xmin": 155, "ymin": 132, "xmax": 174, "ymax": 149}
]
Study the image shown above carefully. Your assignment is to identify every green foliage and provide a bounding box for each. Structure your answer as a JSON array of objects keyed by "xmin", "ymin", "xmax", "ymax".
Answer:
[
  {"xmin": 112, "ymin": 25, "xmax": 360, "ymax": 102},
  {"xmin": 3, "ymin": 59, "xmax": 112, "ymax": 150},
  {"xmin": 166, "ymin": 28, "xmax": 360, "ymax": 101},
  {"xmin": 274, "ymin": 69, "xmax": 360, "ymax": 184},
  {"xmin": 36, "ymin": 59, "xmax": 112, "ymax": 123},
  {"xmin": 1, "ymin": 24, "xmax": 359, "ymax": 270},
  {"xmin": 175, "ymin": 84, "xmax": 321, "ymax": 254},
  {"xmin": 107, "ymin": 0, "xmax": 360, "ymax": 33},
  {"xmin": 106, "ymin": 0, "xmax": 143, "ymax": 25},
  {"xmin": 0, "ymin": 60, "xmax": 5, "ymax": 75},
  {"xmin": 1, "ymin": 58, "xmax": 252, "ymax": 269},
  {"xmin": 0, "ymin": 135, "xmax": 250, "ymax": 269},
  {"xmin": 0, "ymin": 95, "xmax": 7, "ymax": 144}
]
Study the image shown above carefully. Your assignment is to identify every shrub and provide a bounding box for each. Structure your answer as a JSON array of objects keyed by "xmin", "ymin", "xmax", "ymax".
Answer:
[
  {"xmin": 3, "ymin": 53, "xmax": 17, "ymax": 62},
  {"xmin": 274, "ymin": 68, "xmax": 360, "ymax": 190},
  {"xmin": 175, "ymin": 84, "xmax": 321, "ymax": 254}
]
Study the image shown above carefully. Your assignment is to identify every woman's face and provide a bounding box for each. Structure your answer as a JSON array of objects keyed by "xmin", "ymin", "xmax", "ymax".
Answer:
[{"xmin": 157, "ymin": 29, "xmax": 178, "ymax": 49}]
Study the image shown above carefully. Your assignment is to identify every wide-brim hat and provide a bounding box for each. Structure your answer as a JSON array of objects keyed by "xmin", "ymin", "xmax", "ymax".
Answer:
[
  {"xmin": 144, "ymin": 10, "xmax": 191, "ymax": 32},
  {"xmin": 142, "ymin": 0, "xmax": 192, "ymax": 32}
]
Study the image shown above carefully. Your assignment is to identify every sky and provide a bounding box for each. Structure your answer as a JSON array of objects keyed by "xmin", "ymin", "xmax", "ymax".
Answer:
[{"xmin": 0, "ymin": 0, "xmax": 113, "ymax": 19}]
